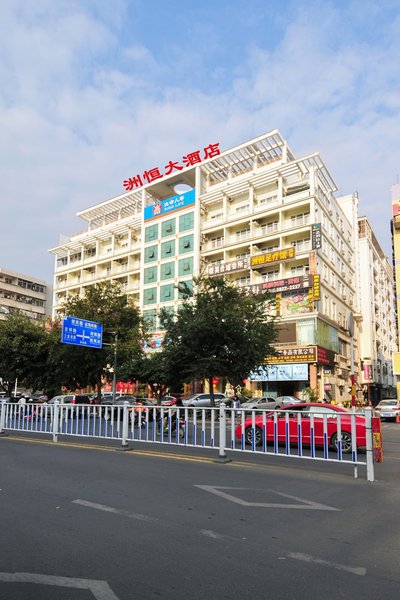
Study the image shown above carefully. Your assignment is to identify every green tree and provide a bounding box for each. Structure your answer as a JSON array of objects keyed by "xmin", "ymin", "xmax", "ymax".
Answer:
[
  {"xmin": 0, "ymin": 312, "xmax": 49, "ymax": 395},
  {"xmin": 160, "ymin": 275, "xmax": 278, "ymax": 404},
  {"xmin": 51, "ymin": 281, "xmax": 144, "ymax": 399}
]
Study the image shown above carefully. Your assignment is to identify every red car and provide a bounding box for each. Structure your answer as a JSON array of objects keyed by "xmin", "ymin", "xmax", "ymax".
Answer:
[{"xmin": 235, "ymin": 403, "xmax": 367, "ymax": 454}]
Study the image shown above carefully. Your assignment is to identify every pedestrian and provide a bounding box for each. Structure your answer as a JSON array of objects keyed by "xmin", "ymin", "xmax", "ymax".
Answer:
[{"xmin": 232, "ymin": 394, "xmax": 241, "ymax": 409}]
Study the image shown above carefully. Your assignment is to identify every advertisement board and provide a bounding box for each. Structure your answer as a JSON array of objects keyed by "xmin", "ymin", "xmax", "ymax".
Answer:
[
  {"xmin": 144, "ymin": 189, "xmax": 195, "ymax": 221},
  {"xmin": 249, "ymin": 363, "xmax": 308, "ymax": 381}
]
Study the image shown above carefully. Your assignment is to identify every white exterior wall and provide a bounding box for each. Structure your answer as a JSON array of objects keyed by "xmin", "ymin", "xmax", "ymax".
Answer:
[{"xmin": 49, "ymin": 129, "xmax": 375, "ymax": 401}]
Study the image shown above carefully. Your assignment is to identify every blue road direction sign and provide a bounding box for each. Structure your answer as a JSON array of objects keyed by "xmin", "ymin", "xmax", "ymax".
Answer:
[{"xmin": 61, "ymin": 316, "xmax": 103, "ymax": 349}]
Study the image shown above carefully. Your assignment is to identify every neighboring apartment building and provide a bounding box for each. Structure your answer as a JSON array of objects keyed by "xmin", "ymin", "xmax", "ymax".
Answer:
[
  {"xmin": 356, "ymin": 216, "xmax": 397, "ymax": 403},
  {"xmin": 50, "ymin": 129, "xmax": 375, "ymax": 401},
  {"xmin": 0, "ymin": 267, "xmax": 52, "ymax": 321},
  {"xmin": 390, "ymin": 183, "xmax": 400, "ymax": 398}
]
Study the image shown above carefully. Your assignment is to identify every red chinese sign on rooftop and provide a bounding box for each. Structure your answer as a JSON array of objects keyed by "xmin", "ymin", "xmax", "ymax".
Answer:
[{"xmin": 123, "ymin": 143, "xmax": 221, "ymax": 191}]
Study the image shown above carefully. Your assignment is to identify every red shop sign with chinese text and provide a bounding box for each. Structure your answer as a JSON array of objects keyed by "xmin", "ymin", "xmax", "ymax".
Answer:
[{"xmin": 123, "ymin": 143, "xmax": 221, "ymax": 191}]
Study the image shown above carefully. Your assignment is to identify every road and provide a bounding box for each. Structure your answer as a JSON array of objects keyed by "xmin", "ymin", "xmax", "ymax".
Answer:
[{"xmin": 0, "ymin": 422, "xmax": 399, "ymax": 599}]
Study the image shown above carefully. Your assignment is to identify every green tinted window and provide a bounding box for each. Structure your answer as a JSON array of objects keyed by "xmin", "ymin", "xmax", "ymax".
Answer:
[
  {"xmin": 178, "ymin": 234, "xmax": 193, "ymax": 254},
  {"xmin": 143, "ymin": 309, "xmax": 157, "ymax": 331},
  {"xmin": 179, "ymin": 212, "xmax": 194, "ymax": 232},
  {"xmin": 160, "ymin": 262, "xmax": 175, "ymax": 280},
  {"xmin": 161, "ymin": 219, "xmax": 176, "ymax": 237},
  {"xmin": 145, "ymin": 224, "xmax": 158, "ymax": 242},
  {"xmin": 144, "ymin": 245, "xmax": 158, "ymax": 263},
  {"xmin": 143, "ymin": 287, "xmax": 157, "ymax": 305},
  {"xmin": 178, "ymin": 257, "xmax": 193, "ymax": 276},
  {"xmin": 144, "ymin": 266, "xmax": 157, "ymax": 284},
  {"xmin": 161, "ymin": 240, "xmax": 175, "ymax": 259},
  {"xmin": 160, "ymin": 284, "xmax": 174, "ymax": 302}
]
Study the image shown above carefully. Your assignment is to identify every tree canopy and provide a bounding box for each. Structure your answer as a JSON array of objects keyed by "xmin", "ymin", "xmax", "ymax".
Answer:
[
  {"xmin": 160, "ymin": 275, "xmax": 278, "ymax": 401},
  {"xmin": 47, "ymin": 281, "xmax": 144, "ymax": 397},
  {"xmin": 0, "ymin": 312, "xmax": 49, "ymax": 395}
]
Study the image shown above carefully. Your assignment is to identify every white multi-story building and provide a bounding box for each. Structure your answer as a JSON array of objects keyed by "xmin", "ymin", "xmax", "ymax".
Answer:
[
  {"xmin": 0, "ymin": 267, "xmax": 52, "ymax": 321},
  {"xmin": 50, "ymin": 130, "xmax": 368, "ymax": 400}
]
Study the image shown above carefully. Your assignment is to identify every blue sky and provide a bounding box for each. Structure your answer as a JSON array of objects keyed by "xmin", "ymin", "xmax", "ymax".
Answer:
[{"xmin": 1, "ymin": 0, "xmax": 399, "ymax": 282}]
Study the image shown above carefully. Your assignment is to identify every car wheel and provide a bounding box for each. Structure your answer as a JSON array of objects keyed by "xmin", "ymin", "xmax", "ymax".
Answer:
[
  {"xmin": 245, "ymin": 426, "xmax": 263, "ymax": 446},
  {"xmin": 331, "ymin": 431, "xmax": 352, "ymax": 454}
]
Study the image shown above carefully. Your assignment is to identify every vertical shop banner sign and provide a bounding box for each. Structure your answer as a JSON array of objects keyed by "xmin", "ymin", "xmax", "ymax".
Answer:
[
  {"xmin": 308, "ymin": 250, "xmax": 317, "ymax": 275},
  {"xmin": 312, "ymin": 274, "xmax": 321, "ymax": 300},
  {"xmin": 311, "ymin": 223, "xmax": 322, "ymax": 249}
]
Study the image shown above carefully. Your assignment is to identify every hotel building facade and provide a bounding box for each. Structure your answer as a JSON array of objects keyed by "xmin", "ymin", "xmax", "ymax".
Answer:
[{"xmin": 50, "ymin": 130, "xmax": 394, "ymax": 402}]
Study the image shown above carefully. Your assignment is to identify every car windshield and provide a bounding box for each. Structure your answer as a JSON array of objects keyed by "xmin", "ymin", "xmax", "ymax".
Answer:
[{"xmin": 379, "ymin": 400, "xmax": 397, "ymax": 406}]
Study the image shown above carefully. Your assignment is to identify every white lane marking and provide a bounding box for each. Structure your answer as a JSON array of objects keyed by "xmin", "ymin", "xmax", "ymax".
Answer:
[
  {"xmin": 287, "ymin": 552, "xmax": 367, "ymax": 576},
  {"xmin": 0, "ymin": 573, "xmax": 120, "ymax": 600},
  {"xmin": 195, "ymin": 486, "xmax": 340, "ymax": 511},
  {"xmin": 72, "ymin": 499, "xmax": 158, "ymax": 522},
  {"xmin": 200, "ymin": 529, "xmax": 225, "ymax": 540}
]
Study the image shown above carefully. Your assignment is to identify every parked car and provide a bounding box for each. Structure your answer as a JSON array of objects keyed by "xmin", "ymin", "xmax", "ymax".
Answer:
[
  {"xmin": 274, "ymin": 395, "xmax": 303, "ymax": 406},
  {"xmin": 182, "ymin": 393, "xmax": 227, "ymax": 407},
  {"xmin": 235, "ymin": 403, "xmax": 367, "ymax": 453},
  {"xmin": 161, "ymin": 395, "xmax": 179, "ymax": 406},
  {"xmin": 374, "ymin": 399, "xmax": 400, "ymax": 421},
  {"xmin": 240, "ymin": 397, "xmax": 281, "ymax": 411}
]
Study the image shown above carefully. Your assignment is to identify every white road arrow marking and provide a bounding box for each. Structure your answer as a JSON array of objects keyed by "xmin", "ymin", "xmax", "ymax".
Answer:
[
  {"xmin": 0, "ymin": 572, "xmax": 120, "ymax": 600},
  {"xmin": 195, "ymin": 485, "xmax": 340, "ymax": 511}
]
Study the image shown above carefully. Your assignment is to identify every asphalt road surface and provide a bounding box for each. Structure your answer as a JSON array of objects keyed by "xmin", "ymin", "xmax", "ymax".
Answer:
[{"xmin": 0, "ymin": 422, "xmax": 399, "ymax": 600}]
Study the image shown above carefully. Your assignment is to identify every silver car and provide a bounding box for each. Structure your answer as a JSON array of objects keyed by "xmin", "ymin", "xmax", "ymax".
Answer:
[
  {"xmin": 182, "ymin": 393, "xmax": 226, "ymax": 407},
  {"xmin": 240, "ymin": 397, "xmax": 281, "ymax": 411}
]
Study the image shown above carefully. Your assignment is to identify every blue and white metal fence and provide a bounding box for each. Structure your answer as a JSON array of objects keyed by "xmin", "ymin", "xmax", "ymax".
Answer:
[{"xmin": 0, "ymin": 400, "xmax": 375, "ymax": 481}]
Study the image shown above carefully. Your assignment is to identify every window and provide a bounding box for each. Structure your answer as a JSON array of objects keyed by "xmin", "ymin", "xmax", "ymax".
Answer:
[
  {"xmin": 160, "ymin": 284, "xmax": 174, "ymax": 302},
  {"xmin": 143, "ymin": 309, "xmax": 157, "ymax": 331},
  {"xmin": 143, "ymin": 288, "xmax": 157, "ymax": 305},
  {"xmin": 235, "ymin": 204, "xmax": 249, "ymax": 214},
  {"xmin": 161, "ymin": 262, "xmax": 175, "ymax": 280},
  {"xmin": 179, "ymin": 212, "xmax": 194, "ymax": 232},
  {"xmin": 179, "ymin": 235, "xmax": 193, "ymax": 253},
  {"xmin": 145, "ymin": 245, "xmax": 158, "ymax": 263},
  {"xmin": 145, "ymin": 224, "xmax": 158, "ymax": 242},
  {"xmin": 262, "ymin": 270, "xmax": 280, "ymax": 282},
  {"xmin": 161, "ymin": 240, "xmax": 175, "ymax": 259},
  {"xmin": 291, "ymin": 238, "xmax": 310, "ymax": 252},
  {"xmin": 178, "ymin": 257, "xmax": 193, "ymax": 276},
  {"xmin": 235, "ymin": 229, "xmax": 250, "ymax": 241},
  {"xmin": 261, "ymin": 221, "xmax": 278, "ymax": 235},
  {"xmin": 210, "ymin": 236, "xmax": 224, "ymax": 248},
  {"xmin": 162, "ymin": 219, "xmax": 175, "ymax": 237},
  {"xmin": 290, "ymin": 213, "xmax": 310, "ymax": 227},
  {"xmin": 144, "ymin": 266, "xmax": 157, "ymax": 284},
  {"xmin": 236, "ymin": 276, "xmax": 251, "ymax": 286}
]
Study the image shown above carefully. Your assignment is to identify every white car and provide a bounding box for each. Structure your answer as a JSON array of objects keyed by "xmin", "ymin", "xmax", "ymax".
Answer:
[{"xmin": 374, "ymin": 399, "xmax": 400, "ymax": 420}]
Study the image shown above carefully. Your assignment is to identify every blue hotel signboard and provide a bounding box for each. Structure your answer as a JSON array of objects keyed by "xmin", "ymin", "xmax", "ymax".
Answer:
[
  {"xmin": 61, "ymin": 316, "xmax": 103, "ymax": 349},
  {"xmin": 144, "ymin": 189, "xmax": 195, "ymax": 221}
]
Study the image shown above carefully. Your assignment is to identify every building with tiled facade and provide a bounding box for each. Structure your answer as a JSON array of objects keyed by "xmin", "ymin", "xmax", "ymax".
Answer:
[{"xmin": 50, "ymin": 130, "xmax": 395, "ymax": 402}]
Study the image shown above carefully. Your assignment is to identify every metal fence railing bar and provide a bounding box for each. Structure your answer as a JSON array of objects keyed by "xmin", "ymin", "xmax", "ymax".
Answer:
[{"xmin": 0, "ymin": 400, "xmax": 375, "ymax": 481}]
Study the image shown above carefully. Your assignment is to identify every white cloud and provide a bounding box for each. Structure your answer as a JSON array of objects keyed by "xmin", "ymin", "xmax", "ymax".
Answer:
[{"xmin": 0, "ymin": 0, "xmax": 399, "ymax": 282}]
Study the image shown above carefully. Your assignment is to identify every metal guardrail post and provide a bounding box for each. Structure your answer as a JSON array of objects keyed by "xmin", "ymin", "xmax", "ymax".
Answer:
[
  {"xmin": 0, "ymin": 400, "xmax": 8, "ymax": 435},
  {"xmin": 52, "ymin": 401, "xmax": 60, "ymax": 443},
  {"xmin": 117, "ymin": 401, "xmax": 131, "ymax": 451},
  {"xmin": 215, "ymin": 403, "xmax": 231, "ymax": 463},
  {"xmin": 365, "ymin": 407, "xmax": 374, "ymax": 482}
]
